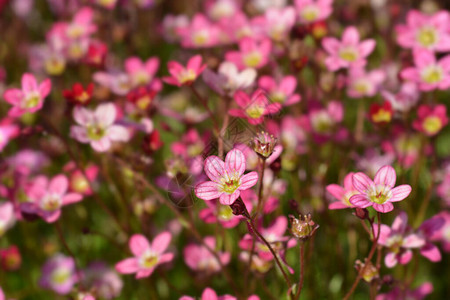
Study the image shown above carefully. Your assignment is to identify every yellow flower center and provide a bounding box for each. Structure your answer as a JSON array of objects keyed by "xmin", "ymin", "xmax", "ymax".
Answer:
[
  {"xmin": 41, "ymin": 194, "xmax": 62, "ymax": 211},
  {"xmin": 417, "ymin": 27, "xmax": 438, "ymax": 47},
  {"xmin": 301, "ymin": 6, "xmax": 319, "ymax": 22},
  {"xmin": 245, "ymin": 105, "xmax": 265, "ymax": 119},
  {"xmin": 422, "ymin": 116, "xmax": 442, "ymax": 135},
  {"xmin": 178, "ymin": 69, "xmax": 197, "ymax": 85},
  {"xmin": 421, "ymin": 66, "xmax": 443, "ymax": 84},
  {"xmin": 367, "ymin": 184, "xmax": 392, "ymax": 204},
  {"xmin": 87, "ymin": 125, "xmax": 106, "ymax": 141},
  {"xmin": 23, "ymin": 93, "xmax": 40, "ymax": 109},
  {"xmin": 51, "ymin": 269, "xmax": 71, "ymax": 285},
  {"xmin": 372, "ymin": 109, "xmax": 392, "ymax": 123},
  {"xmin": 140, "ymin": 251, "xmax": 159, "ymax": 269},
  {"xmin": 243, "ymin": 51, "xmax": 262, "ymax": 68},
  {"xmin": 339, "ymin": 47, "xmax": 358, "ymax": 62},
  {"xmin": 193, "ymin": 31, "xmax": 208, "ymax": 46}
]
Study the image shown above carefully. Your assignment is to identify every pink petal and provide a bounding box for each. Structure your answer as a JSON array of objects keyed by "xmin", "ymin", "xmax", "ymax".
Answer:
[
  {"xmin": 187, "ymin": 55, "xmax": 203, "ymax": 72},
  {"xmin": 3, "ymin": 89, "xmax": 24, "ymax": 105},
  {"xmin": 328, "ymin": 201, "xmax": 349, "ymax": 210},
  {"xmin": 202, "ymin": 288, "xmax": 218, "ymax": 300},
  {"xmin": 195, "ymin": 181, "xmax": 221, "ymax": 200},
  {"xmin": 403, "ymin": 233, "xmax": 426, "ymax": 248},
  {"xmin": 62, "ymin": 193, "xmax": 83, "ymax": 205},
  {"xmin": 107, "ymin": 125, "xmax": 130, "ymax": 142},
  {"xmin": 158, "ymin": 253, "xmax": 174, "ymax": 264},
  {"xmin": 239, "ymin": 172, "xmax": 258, "ymax": 190},
  {"xmin": 125, "ymin": 57, "xmax": 143, "ymax": 74},
  {"xmin": 151, "ymin": 231, "xmax": 172, "ymax": 254},
  {"xmin": 204, "ymin": 156, "xmax": 225, "ymax": 182},
  {"xmin": 234, "ymin": 90, "xmax": 250, "ymax": 108},
  {"xmin": 373, "ymin": 224, "xmax": 392, "ymax": 245},
  {"xmin": 73, "ymin": 106, "xmax": 93, "ymax": 126},
  {"xmin": 374, "ymin": 165, "xmax": 396, "ymax": 187},
  {"xmin": 420, "ymin": 243, "xmax": 441, "ymax": 262},
  {"xmin": 352, "ymin": 172, "xmax": 373, "ymax": 193},
  {"xmin": 373, "ymin": 202, "xmax": 394, "ymax": 213},
  {"xmin": 219, "ymin": 191, "xmax": 240, "ymax": 205},
  {"xmin": 21, "ymin": 73, "xmax": 38, "ymax": 93},
  {"xmin": 91, "ymin": 138, "xmax": 112, "ymax": 152},
  {"xmin": 95, "ymin": 103, "xmax": 116, "ymax": 127},
  {"xmin": 322, "ymin": 37, "xmax": 340, "ymax": 54},
  {"xmin": 326, "ymin": 184, "xmax": 345, "ymax": 200},
  {"xmin": 390, "ymin": 185, "xmax": 412, "ymax": 202},
  {"xmin": 398, "ymin": 249, "xmax": 413, "ymax": 265},
  {"xmin": 115, "ymin": 257, "xmax": 139, "ymax": 274},
  {"xmin": 129, "ymin": 234, "xmax": 150, "ymax": 256},
  {"xmin": 49, "ymin": 174, "xmax": 68, "ymax": 195},
  {"xmin": 342, "ymin": 26, "xmax": 360, "ymax": 45},
  {"xmin": 358, "ymin": 40, "xmax": 376, "ymax": 57},
  {"xmin": 349, "ymin": 194, "xmax": 372, "ymax": 208},
  {"xmin": 225, "ymin": 149, "xmax": 246, "ymax": 176},
  {"xmin": 136, "ymin": 268, "xmax": 155, "ymax": 279},
  {"xmin": 384, "ymin": 252, "xmax": 398, "ymax": 268},
  {"xmin": 42, "ymin": 210, "xmax": 61, "ymax": 223},
  {"xmin": 391, "ymin": 211, "xmax": 408, "ymax": 232}
]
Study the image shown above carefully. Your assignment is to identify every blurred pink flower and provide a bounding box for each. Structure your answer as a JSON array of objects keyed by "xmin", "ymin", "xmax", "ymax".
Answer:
[
  {"xmin": 253, "ymin": 7, "xmax": 296, "ymax": 42},
  {"xmin": 346, "ymin": 68, "xmax": 385, "ymax": 98},
  {"xmin": 124, "ymin": 56, "xmax": 160, "ymax": 88},
  {"xmin": 0, "ymin": 202, "xmax": 15, "ymax": 237},
  {"xmin": 40, "ymin": 254, "xmax": 77, "ymax": 295},
  {"xmin": 23, "ymin": 174, "xmax": 83, "ymax": 223},
  {"xmin": 350, "ymin": 165, "xmax": 412, "ymax": 213},
  {"xmin": 163, "ymin": 55, "xmax": 206, "ymax": 87},
  {"xmin": 202, "ymin": 62, "xmax": 256, "ymax": 96},
  {"xmin": 3, "ymin": 73, "xmax": 51, "ymax": 117},
  {"xmin": 180, "ymin": 287, "xmax": 236, "ymax": 300},
  {"xmin": 401, "ymin": 50, "xmax": 450, "ymax": 91},
  {"xmin": 225, "ymin": 38, "xmax": 272, "ymax": 70},
  {"xmin": 294, "ymin": 0, "xmax": 333, "ymax": 24},
  {"xmin": 0, "ymin": 120, "xmax": 19, "ymax": 152},
  {"xmin": 115, "ymin": 232, "xmax": 174, "ymax": 279},
  {"xmin": 258, "ymin": 75, "xmax": 301, "ymax": 106},
  {"xmin": 178, "ymin": 14, "xmax": 221, "ymax": 48},
  {"xmin": 183, "ymin": 236, "xmax": 230, "ymax": 274},
  {"xmin": 70, "ymin": 103, "xmax": 130, "ymax": 152},
  {"xmin": 396, "ymin": 10, "xmax": 450, "ymax": 52},
  {"xmin": 322, "ymin": 26, "xmax": 376, "ymax": 71},
  {"xmin": 376, "ymin": 282, "xmax": 433, "ymax": 300},
  {"xmin": 195, "ymin": 148, "xmax": 258, "ymax": 205},
  {"xmin": 412, "ymin": 104, "xmax": 448, "ymax": 136},
  {"xmin": 326, "ymin": 172, "xmax": 357, "ymax": 210}
]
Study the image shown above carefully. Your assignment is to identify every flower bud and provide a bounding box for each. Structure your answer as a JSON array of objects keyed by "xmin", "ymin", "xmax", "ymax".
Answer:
[
  {"xmin": 251, "ymin": 131, "xmax": 277, "ymax": 159},
  {"xmin": 289, "ymin": 214, "xmax": 319, "ymax": 241},
  {"xmin": 355, "ymin": 260, "xmax": 378, "ymax": 283},
  {"xmin": 354, "ymin": 207, "xmax": 369, "ymax": 220}
]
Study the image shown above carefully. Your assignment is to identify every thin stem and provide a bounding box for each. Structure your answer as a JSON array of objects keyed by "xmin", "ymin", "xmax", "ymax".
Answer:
[
  {"xmin": 253, "ymin": 158, "xmax": 266, "ymax": 219},
  {"xmin": 343, "ymin": 212, "xmax": 381, "ymax": 300},
  {"xmin": 294, "ymin": 242, "xmax": 306, "ymax": 300},
  {"xmin": 189, "ymin": 85, "xmax": 219, "ymax": 130},
  {"xmin": 218, "ymin": 96, "xmax": 231, "ymax": 159}
]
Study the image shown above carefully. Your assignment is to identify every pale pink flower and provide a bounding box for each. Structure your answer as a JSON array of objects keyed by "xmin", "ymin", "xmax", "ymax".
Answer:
[
  {"xmin": 373, "ymin": 212, "xmax": 425, "ymax": 267},
  {"xmin": 346, "ymin": 68, "xmax": 385, "ymax": 98},
  {"xmin": 396, "ymin": 10, "xmax": 450, "ymax": 52},
  {"xmin": 3, "ymin": 73, "xmax": 51, "ymax": 117},
  {"xmin": 124, "ymin": 56, "xmax": 159, "ymax": 88},
  {"xmin": 322, "ymin": 26, "xmax": 376, "ymax": 71},
  {"xmin": 350, "ymin": 165, "xmax": 412, "ymax": 213},
  {"xmin": 70, "ymin": 103, "xmax": 130, "ymax": 152},
  {"xmin": 65, "ymin": 7, "xmax": 97, "ymax": 40},
  {"xmin": 228, "ymin": 89, "xmax": 281, "ymax": 125},
  {"xmin": 412, "ymin": 104, "xmax": 448, "ymax": 136},
  {"xmin": 163, "ymin": 55, "xmax": 207, "ymax": 87},
  {"xmin": 258, "ymin": 75, "xmax": 301, "ymax": 106},
  {"xmin": 115, "ymin": 232, "xmax": 174, "ymax": 279},
  {"xmin": 93, "ymin": 72, "xmax": 132, "ymax": 96},
  {"xmin": 0, "ymin": 202, "xmax": 15, "ymax": 237},
  {"xmin": 294, "ymin": 0, "xmax": 333, "ymax": 24},
  {"xmin": 183, "ymin": 236, "xmax": 230, "ymax": 274},
  {"xmin": 382, "ymin": 82, "xmax": 419, "ymax": 113},
  {"xmin": 204, "ymin": 0, "xmax": 239, "ymax": 21},
  {"xmin": 326, "ymin": 172, "xmax": 357, "ymax": 210},
  {"xmin": 401, "ymin": 50, "xmax": 450, "ymax": 91},
  {"xmin": 180, "ymin": 287, "xmax": 236, "ymax": 300},
  {"xmin": 40, "ymin": 254, "xmax": 77, "ymax": 295},
  {"xmin": 376, "ymin": 282, "xmax": 433, "ymax": 300},
  {"xmin": 0, "ymin": 121, "xmax": 19, "ymax": 152},
  {"xmin": 253, "ymin": 7, "xmax": 296, "ymax": 42},
  {"xmin": 161, "ymin": 14, "xmax": 189, "ymax": 43},
  {"xmin": 178, "ymin": 14, "xmax": 221, "ymax": 48},
  {"xmin": 195, "ymin": 148, "xmax": 258, "ymax": 205},
  {"xmin": 225, "ymin": 38, "xmax": 272, "ymax": 70},
  {"xmin": 22, "ymin": 174, "xmax": 83, "ymax": 223}
]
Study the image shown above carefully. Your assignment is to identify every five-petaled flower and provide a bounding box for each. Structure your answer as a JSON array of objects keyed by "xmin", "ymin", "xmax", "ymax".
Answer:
[
  {"xmin": 195, "ymin": 149, "xmax": 258, "ymax": 205},
  {"xmin": 163, "ymin": 55, "xmax": 206, "ymax": 87},
  {"xmin": 350, "ymin": 165, "xmax": 412, "ymax": 213}
]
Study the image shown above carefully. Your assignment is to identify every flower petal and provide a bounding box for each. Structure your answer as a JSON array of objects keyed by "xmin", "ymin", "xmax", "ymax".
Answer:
[
  {"xmin": 373, "ymin": 202, "xmax": 394, "ymax": 213},
  {"xmin": 239, "ymin": 172, "xmax": 258, "ymax": 190},
  {"xmin": 195, "ymin": 181, "xmax": 221, "ymax": 201},
  {"xmin": 219, "ymin": 191, "xmax": 240, "ymax": 205},
  {"xmin": 390, "ymin": 185, "xmax": 412, "ymax": 202},
  {"xmin": 204, "ymin": 156, "xmax": 225, "ymax": 182},
  {"xmin": 225, "ymin": 148, "xmax": 246, "ymax": 176},
  {"xmin": 129, "ymin": 234, "xmax": 150, "ymax": 256},
  {"xmin": 374, "ymin": 165, "xmax": 396, "ymax": 188},
  {"xmin": 115, "ymin": 258, "xmax": 139, "ymax": 274},
  {"xmin": 49, "ymin": 174, "xmax": 68, "ymax": 195},
  {"xmin": 352, "ymin": 172, "xmax": 373, "ymax": 193},
  {"xmin": 151, "ymin": 231, "xmax": 172, "ymax": 254},
  {"xmin": 349, "ymin": 194, "xmax": 372, "ymax": 208}
]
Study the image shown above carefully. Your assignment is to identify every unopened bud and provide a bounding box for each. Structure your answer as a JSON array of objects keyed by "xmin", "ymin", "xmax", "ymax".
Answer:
[
  {"xmin": 354, "ymin": 207, "xmax": 369, "ymax": 220},
  {"xmin": 230, "ymin": 197, "xmax": 250, "ymax": 219},
  {"xmin": 251, "ymin": 131, "xmax": 277, "ymax": 159},
  {"xmin": 289, "ymin": 214, "xmax": 319, "ymax": 241},
  {"xmin": 355, "ymin": 260, "xmax": 378, "ymax": 283}
]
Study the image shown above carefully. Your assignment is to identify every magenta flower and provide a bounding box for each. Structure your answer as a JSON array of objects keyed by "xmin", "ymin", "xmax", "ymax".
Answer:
[
  {"xmin": 326, "ymin": 172, "xmax": 357, "ymax": 210},
  {"xmin": 180, "ymin": 287, "xmax": 236, "ymax": 300},
  {"xmin": 194, "ymin": 148, "xmax": 258, "ymax": 205},
  {"xmin": 373, "ymin": 212, "xmax": 425, "ymax": 267},
  {"xmin": 417, "ymin": 214, "xmax": 445, "ymax": 263},
  {"xmin": 70, "ymin": 103, "xmax": 130, "ymax": 152},
  {"xmin": 184, "ymin": 236, "xmax": 230, "ymax": 274},
  {"xmin": 124, "ymin": 56, "xmax": 159, "ymax": 88},
  {"xmin": 0, "ymin": 202, "xmax": 15, "ymax": 237},
  {"xmin": 178, "ymin": 14, "xmax": 220, "ymax": 48},
  {"xmin": 199, "ymin": 198, "xmax": 253, "ymax": 228},
  {"xmin": 294, "ymin": 0, "xmax": 333, "ymax": 24},
  {"xmin": 225, "ymin": 38, "xmax": 272, "ymax": 70},
  {"xmin": 376, "ymin": 282, "xmax": 433, "ymax": 300},
  {"xmin": 228, "ymin": 89, "xmax": 281, "ymax": 125},
  {"xmin": 115, "ymin": 232, "xmax": 174, "ymax": 279},
  {"xmin": 39, "ymin": 254, "xmax": 77, "ymax": 295},
  {"xmin": 346, "ymin": 68, "xmax": 386, "ymax": 98},
  {"xmin": 401, "ymin": 50, "xmax": 450, "ymax": 91},
  {"xmin": 0, "ymin": 121, "xmax": 19, "ymax": 152},
  {"xmin": 429, "ymin": 211, "xmax": 450, "ymax": 252},
  {"xmin": 412, "ymin": 104, "xmax": 448, "ymax": 136},
  {"xmin": 3, "ymin": 73, "xmax": 51, "ymax": 117},
  {"xmin": 396, "ymin": 10, "xmax": 450, "ymax": 52},
  {"xmin": 163, "ymin": 55, "xmax": 206, "ymax": 87},
  {"xmin": 258, "ymin": 75, "xmax": 301, "ymax": 106},
  {"xmin": 23, "ymin": 174, "xmax": 83, "ymax": 223},
  {"xmin": 64, "ymin": 6, "xmax": 97, "ymax": 40},
  {"xmin": 322, "ymin": 26, "xmax": 376, "ymax": 71},
  {"xmin": 350, "ymin": 165, "xmax": 412, "ymax": 213}
]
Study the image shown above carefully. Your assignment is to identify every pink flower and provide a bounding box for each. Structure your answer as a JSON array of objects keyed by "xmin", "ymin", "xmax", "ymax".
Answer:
[
  {"xmin": 346, "ymin": 68, "xmax": 385, "ymax": 98},
  {"xmin": 412, "ymin": 104, "xmax": 448, "ymax": 136},
  {"xmin": 70, "ymin": 103, "xmax": 130, "ymax": 152},
  {"xmin": 396, "ymin": 10, "xmax": 450, "ymax": 52},
  {"xmin": 225, "ymin": 38, "xmax": 272, "ymax": 69},
  {"xmin": 183, "ymin": 236, "xmax": 230, "ymax": 274},
  {"xmin": 195, "ymin": 148, "xmax": 258, "ymax": 205},
  {"xmin": 180, "ymin": 287, "xmax": 236, "ymax": 300},
  {"xmin": 65, "ymin": 7, "xmax": 97, "ymax": 40},
  {"xmin": 294, "ymin": 0, "xmax": 333, "ymax": 24},
  {"xmin": 199, "ymin": 197, "xmax": 253, "ymax": 228},
  {"xmin": 376, "ymin": 282, "xmax": 433, "ymax": 300},
  {"xmin": 22, "ymin": 174, "xmax": 83, "ymax": 223},
  {"xmin": 39, "ymin": 254, "xmax": 77, "ymax": 295},
  {"xmin": 350, "ymin": 165, "xmax": 412, "ymax": 213},
  {"xmin": 228, "ymin": 89, "xmax": 281, "ymax": 125},
  {"xmin": 0, "ymin": 202, "xmax": 15, "ymax": 236},
  {"xmin": 373, "ymin": 212, "xmax": 425, "ymax": 267},
  {"xmin": 417, "ymin": 214, "xmax": 445, "ymax": 262},
  {"xmin": 258, "ymin": 75, "xmax": 301, "ymax": 106},
  {"xmin": 253, "ymin": 7, "xmax": 296, "ymax": 42},
  {"xmin": 326, "ymin": 172, "xmax": 357, "ymax": 210},
  {"xmin": 0, "ymin": 120, "xmax": 19, "ymax": 152},
  {"xmin": 322, "ymin": 26, "xmax": 376, "ymax": 71},
  {"xmin": 124, "ymin": 56, "xmax": 160, "ymax": 88},
  {"xmin": 3, "ymin": 73, "xmax": 51, "ymax": 117},
  {"xmin": 382, "ymin": 82, "xmax": 419, "ymax": 113},
  {"xmin": 401, "ymin": 50, "xmax": 450, "ymax": 91},
  {"xmin": 204, "ymin": 0, "xmax": 239, "ymax": 21},
  {"xmin": 163, "ymin": 55, "xmax": 206, "ymax": 87},
  {"xmin": 429, "ymin": 211, "xmax": 450, "ymax": 252},
  {"xmin": 115, "ymin": 232, "xmax": 174, "ymax": 279},
  {"xmin": 63, "ymin": 162, "xmax": 99, "ymax": 195},
  {"xmin": 177, "ymin": 14, "xmax": 221, "ymax": 48}
]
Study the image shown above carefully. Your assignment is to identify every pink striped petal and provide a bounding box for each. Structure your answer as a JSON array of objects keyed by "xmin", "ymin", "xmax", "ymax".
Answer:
[
  {"xmin": 374, "ymin": 165, "xmax": 396, "ymax": 187},
  {"xmin": 204, "ymin": 156, "xmax": 225, "ymax": 182},
  {"xmin": 328, "ymin": 201, "xmax": 349, "ymax": 210},
  {"xmin": 349, "ymin": 194, "xmax": 372, "ymax": 208},
  {"xmin": 390, "ymin": 185, "xmax": 412, "ymax": 202},
  {"xmin": 225, "ymin": 149, "xmax": 246, "ymax": 175},
  {"xmin": 151, "ymin": 231, "xmax": 172, "ymax": 254},
  {"xmin": 239, "ymin": 172, "xmax": 258, "ymax": 190},
  {"xmin": 373, "ymin": 202, "xmax": 394, "ymax": 213},
  {"xmin": 195, "ymin": 181, "xmax": 221, "ymax": 200},
  {"xmin": 130, "ymin": 234, "xmax": 150, "ymax": 256},
  {"xmin": 352, "ymin": 172, "xmax": 373, "ymax": 193},
  {"xmin": 219, "ymin": 191, "xmax": 240, "ymax": 205}
]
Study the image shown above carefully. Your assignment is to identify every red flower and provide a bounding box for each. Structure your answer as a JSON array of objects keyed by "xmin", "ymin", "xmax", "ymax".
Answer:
[
  {"xmin": 84, "ymin": 41, "xmax": 108, "ymax": 68},
  {"xmin": 143, "ymin": 130, "xmax": 163, "ymax": 154},
  {"xmin": 0, "ymin": 245, "xmax": 21, "ymax": 271},
  {"xmin": 63, "ymin": 83, "xmax": 94, "ymax": 105},
  {"xmin": 369, "ymin": 101, "xmax": 393, "ymax": 125},
  {"xmin": 127, "ymin": 86, "xmax": 157, "ymax": 111}
]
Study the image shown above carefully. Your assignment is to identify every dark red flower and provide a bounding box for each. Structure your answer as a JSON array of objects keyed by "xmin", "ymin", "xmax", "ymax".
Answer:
[
  {"xmin": 142, "ymin": 130, "xmax": 163, "ymax": 154},
  {"xmin": 0, "ymin": 245, "xmax": 21, "ymax": 271},
  {"xmin": 127, "ymin": 86, "xmax": 157, "ymax": 111},
  {"xmin": 63, "ymin": 83, "xmax": 94, "ymax": 105},
  {"xmin": 369, "ymin": 101, "xmax": 393, "ymax": 125},
  {"xmin": 84, "ymin": 41, "xmax": 108, "ymax": 68}
]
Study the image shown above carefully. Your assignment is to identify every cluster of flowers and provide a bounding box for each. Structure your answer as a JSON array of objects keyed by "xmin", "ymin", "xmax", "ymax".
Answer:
[{"xmin": 1, "ymin": 0, "xmax": 450, "ymax": 299}]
